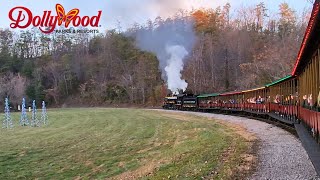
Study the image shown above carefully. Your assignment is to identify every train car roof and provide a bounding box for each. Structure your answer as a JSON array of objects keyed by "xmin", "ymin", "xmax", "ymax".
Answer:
[
  {"xmin": 265, "ymin": 75, "xmax": 293, "ymax": 87},
  {"xmin": 220, "ymin": 91, "xmax": 242, "ymax": 96},
  {"xmin": 197, "ymin": 93, "xmax": 220, "ymax": 98},
  {"xmin": 292, "ymin": 0, "xmax": 320, "ymax": 76},
  {"xmin": 242, "ymin": 87, "xmax": 265, "ymax": 93}
]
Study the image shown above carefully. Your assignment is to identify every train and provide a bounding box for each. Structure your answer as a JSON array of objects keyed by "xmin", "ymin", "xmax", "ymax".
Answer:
[
  {"xmin": 163, "ymin": 0, "xmax": 320, "ymax": 148},
  {"xmin": 163, "ymin": 77, "xmax": 298, "ymax": 125}
]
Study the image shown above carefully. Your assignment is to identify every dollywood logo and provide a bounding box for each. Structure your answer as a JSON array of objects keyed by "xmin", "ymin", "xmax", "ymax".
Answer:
[{"xmin": 8, "ymin": 4, "xmax": 102, "ymax": 33}]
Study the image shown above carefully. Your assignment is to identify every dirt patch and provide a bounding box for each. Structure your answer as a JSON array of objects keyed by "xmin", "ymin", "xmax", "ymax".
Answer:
[
  {"xmin": 238, "ymin": 154, "xmax": 256, "ymax": 172},
  {"xmin": 85, "ymin": 160, "xmax": 93, "ymax": 167},
  {"xmin": 93, "ymin": 164, "xmax": 104, "ymax": 173},
  {"xmin": 216, "ymin": 120, "xmax": 257, "ymax": 142},
  {"xmin": 136, "ymin": 147, "xmax": 154, "ymax": 154},
  {"xmin": 137, "ymin": 141, "xmax": 171, "ymax": 154},
  {"xmin": 173, "ymin": 134, "xmax": 189, "ymax": 147},
  {"xmin": 19, "ymin": 150, "xmax": 27, "ymax": 157},
  {"xmin": 110, "ymin": 160, "xmax": 169, "ymax": 180},
  {"xmin": 82, "ymin": 163, "xmax": 105, "ymax": 178},
  {"xmin": 159, "ymin": 112, "xmax": 194, "ymax": 122},
  {"xmin": 118, "ymin": 162, "xmax": 125, "ymax": 168}
]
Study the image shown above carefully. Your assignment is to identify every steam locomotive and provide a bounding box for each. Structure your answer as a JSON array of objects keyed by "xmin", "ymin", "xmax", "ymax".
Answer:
[{"xmin": 163, "ymin": 93, "xmax": 197, "ymax": 111}]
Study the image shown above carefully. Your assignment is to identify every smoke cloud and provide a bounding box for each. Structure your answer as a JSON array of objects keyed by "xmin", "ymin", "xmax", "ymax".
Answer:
[
  {"xmin": 165, "ymin": 45, "xmax": 188, "ymax": 92},
  {"xmin": 133, "ymin": 17, "xmax": 196, "ymax": 93}
]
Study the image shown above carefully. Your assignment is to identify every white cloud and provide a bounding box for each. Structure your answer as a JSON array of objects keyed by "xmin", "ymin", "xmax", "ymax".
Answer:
[{"xmin": 104, "ymin": 0, "xmax": 231, "ymax": 29}]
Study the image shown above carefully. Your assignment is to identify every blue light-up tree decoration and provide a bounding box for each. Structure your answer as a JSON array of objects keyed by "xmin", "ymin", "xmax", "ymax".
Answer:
[
  {"xmin": 41, "ymin": 101, "xmax": 48, "ymax": 126},
  {"xmin": 20, "ymin": 98, "xmax": 29, "ymax": 126},
  {"xmin": 31, "ymin": 100, "xmax": 40, "ymax": 127},
  {"xmin": 3, "ymin": 98, "xmax": 13, "ymax": 129}
]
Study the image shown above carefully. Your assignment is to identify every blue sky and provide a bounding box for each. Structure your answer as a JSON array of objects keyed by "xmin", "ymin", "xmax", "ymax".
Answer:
[{"xmin": 0, "ymin": 0, "xmax": 313, "ymax": 31}]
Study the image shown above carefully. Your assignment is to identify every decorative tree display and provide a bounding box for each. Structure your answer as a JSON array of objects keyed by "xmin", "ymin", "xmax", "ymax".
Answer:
[
  {"xmin": 31, "ymin": 100, "xmax": 40, "ymax": 127},
  {"xmin": 41, "ymin": 101, "xmax": 48, "ymax": 126},
  {"xmin": 3, "ymin": 98, "xmax": 13, "ymax": 129},
  {"xmin": 20, "ymin": 98, "xmax": 29, "ymax": 126}
]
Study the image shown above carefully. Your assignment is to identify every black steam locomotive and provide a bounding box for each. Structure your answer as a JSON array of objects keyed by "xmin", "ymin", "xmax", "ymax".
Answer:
[{"xmin": 163, "ymin": 93, "xmax": 197, "ymax": 111}]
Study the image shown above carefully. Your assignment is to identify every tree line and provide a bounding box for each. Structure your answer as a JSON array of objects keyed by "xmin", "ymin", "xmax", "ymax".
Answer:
[
  {"xmin": 0, "ymin": 2, "xmax": 309, "ymax": 107},
  {"xmin": 184, "ymin": 2, "xmax": 308, "ymax": 94},
  {"xmin": 0, "ymin": 28, "xmax": 164, "ymax": 107}
]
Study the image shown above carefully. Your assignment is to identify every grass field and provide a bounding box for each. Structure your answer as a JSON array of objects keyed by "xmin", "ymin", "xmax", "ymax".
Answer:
[{"xmin": 0, "ymin": 108, "xmax": 254, "ymax": 179}]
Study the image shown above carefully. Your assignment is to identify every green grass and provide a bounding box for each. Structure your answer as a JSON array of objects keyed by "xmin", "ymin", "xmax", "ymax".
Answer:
[{"xmin": 0, "ymin": 108, "xmax": 251, "ymax": 179}]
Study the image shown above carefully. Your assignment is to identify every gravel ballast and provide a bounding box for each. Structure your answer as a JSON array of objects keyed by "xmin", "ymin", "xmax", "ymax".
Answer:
[{"xmin": 160, "ymin": 110, "xmax": 318, "ymax": 180}]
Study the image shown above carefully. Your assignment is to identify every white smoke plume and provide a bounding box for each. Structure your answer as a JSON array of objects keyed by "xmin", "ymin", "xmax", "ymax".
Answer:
[
  {"xmin": 133, "ymin": 17, "xmax": 196, "ymax": 93},
  {"xmin": 165, "ymin": 45, "xmax": 188, "ymax": 93}
]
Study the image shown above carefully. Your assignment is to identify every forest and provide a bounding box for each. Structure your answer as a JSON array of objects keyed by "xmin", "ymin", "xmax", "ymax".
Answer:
[{"xmin": 0, "ymin": 2, "xmax": 310, "ymax": 107}]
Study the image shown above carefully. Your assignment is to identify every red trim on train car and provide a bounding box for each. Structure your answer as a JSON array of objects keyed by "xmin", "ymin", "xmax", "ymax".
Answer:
[
  {"xmin": 198, "ymin": 102, "xmax": 221, "ymax": 109},
  {"xmin": 299, "ymin": 107, "xmax": 320, "ymax": 134},
  {"xmin": 292, "ymin": 1, "xmax": 320, "ymax": 76},
  {"xmin": 243, "ymin": 103, "xmax": 266, "ymax": 112}
]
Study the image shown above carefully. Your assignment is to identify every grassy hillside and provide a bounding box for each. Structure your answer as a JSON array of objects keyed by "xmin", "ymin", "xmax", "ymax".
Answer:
[{"xmin": 0, "ymin": 109, "xmax": 254, "ymax": 179}]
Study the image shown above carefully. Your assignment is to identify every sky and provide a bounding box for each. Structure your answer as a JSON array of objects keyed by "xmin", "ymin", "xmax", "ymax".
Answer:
[{"xmin": 0, "ymin": 0, "xmax": 313, "ymax": 31}]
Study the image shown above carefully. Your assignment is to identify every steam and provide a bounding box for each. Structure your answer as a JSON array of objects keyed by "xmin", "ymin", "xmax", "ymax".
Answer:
[
  {"xmin": 133, "ymin": 17, "xmax": 196, "ymax": 94},
  {"xmin": 165, "ymin": 45, "xmax": 188, "ymax": 92}
]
